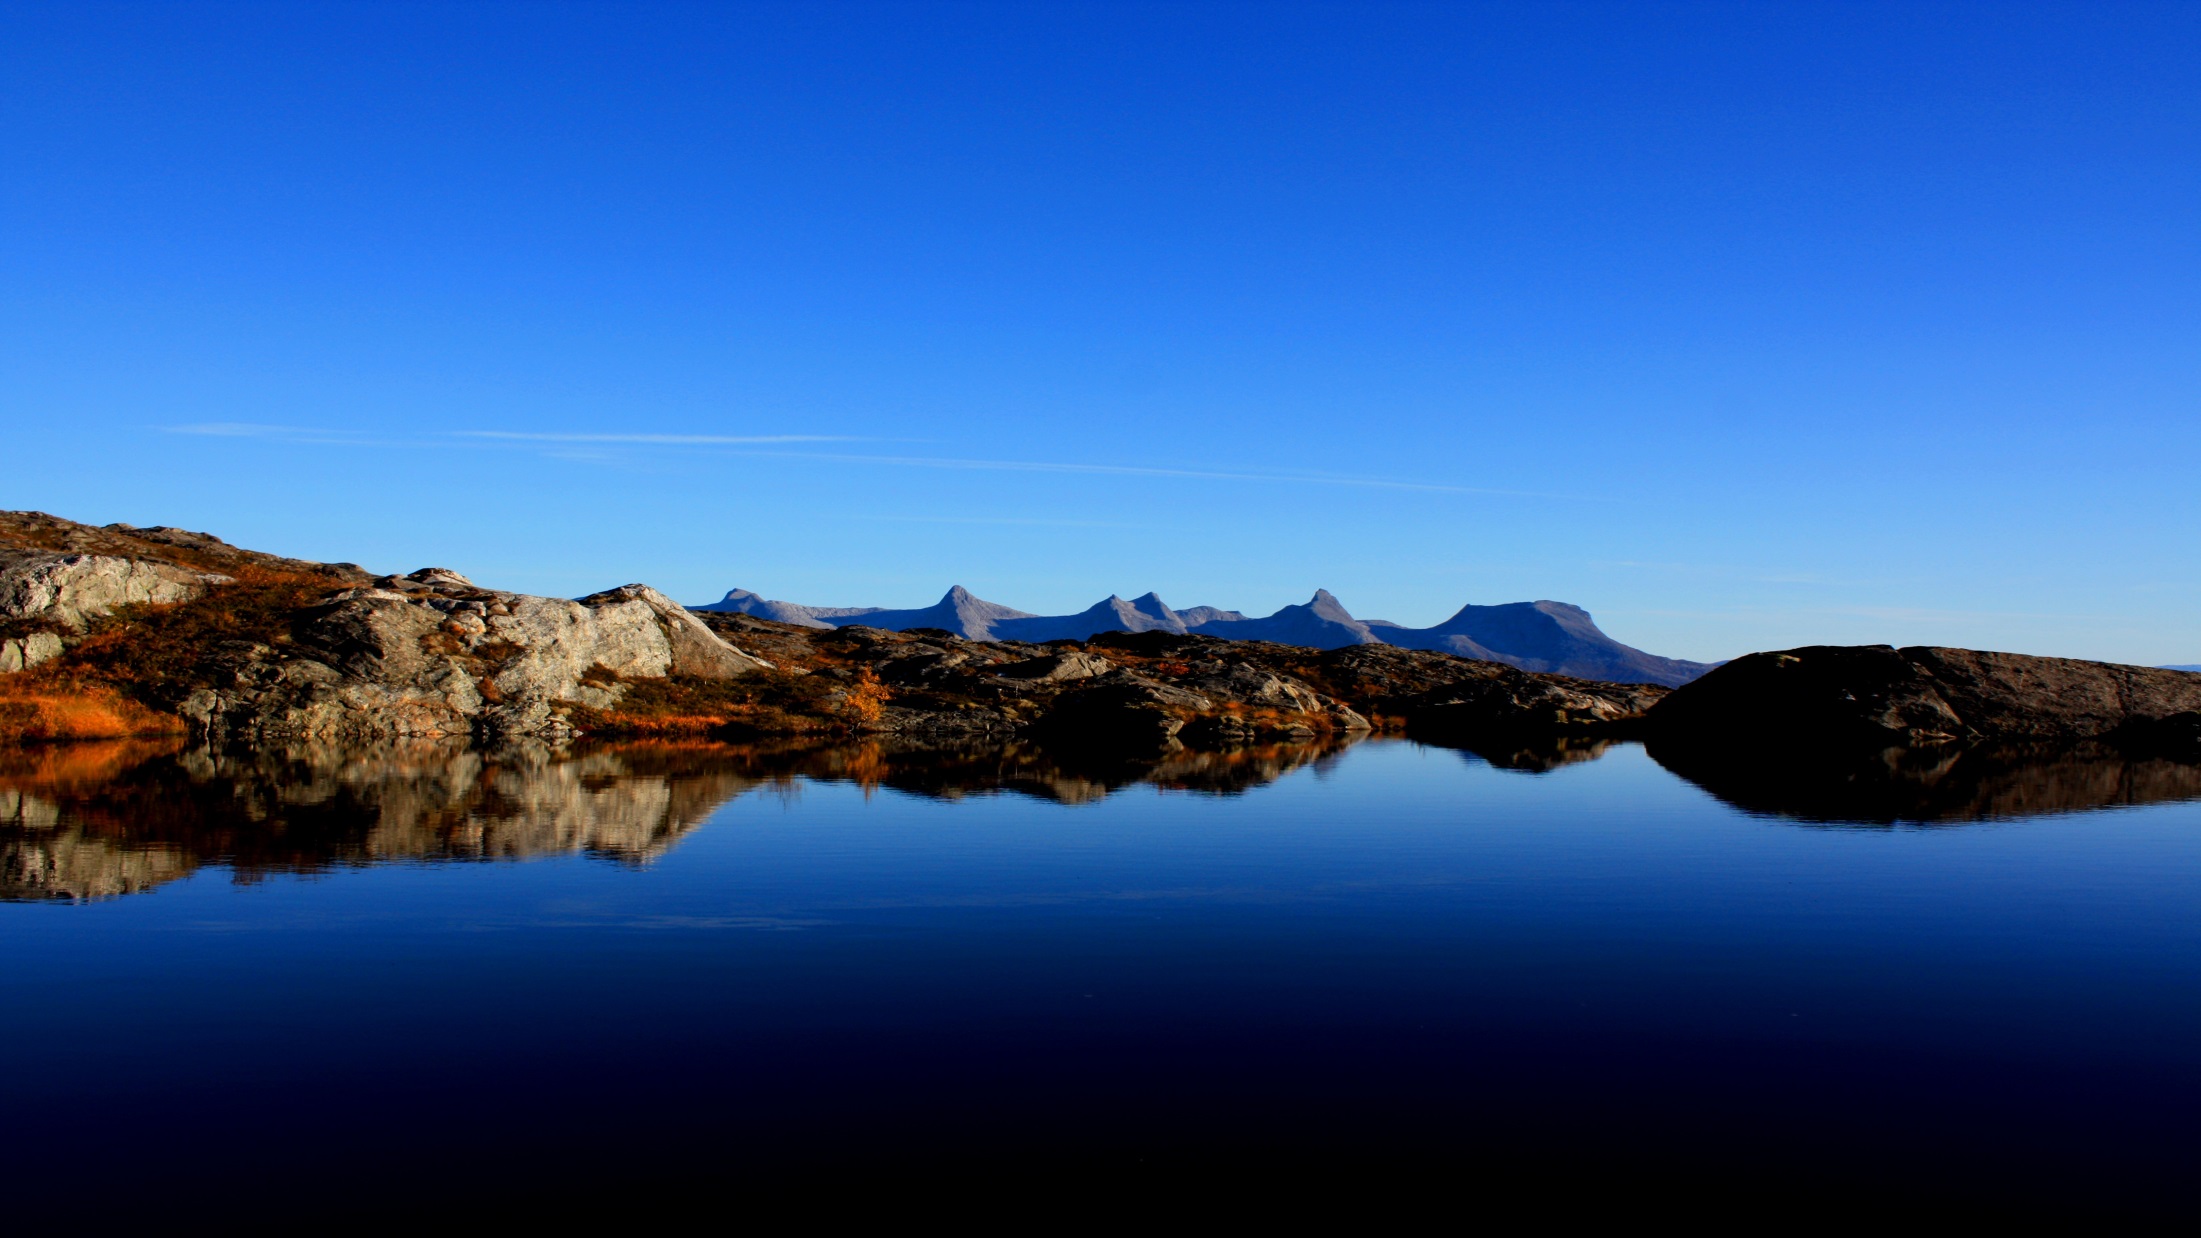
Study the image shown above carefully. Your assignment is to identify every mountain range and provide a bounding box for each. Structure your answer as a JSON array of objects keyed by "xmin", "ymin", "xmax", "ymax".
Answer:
[{"xmin": 697, "ymin": 586, "xmax": 1714, "ymax": 686}]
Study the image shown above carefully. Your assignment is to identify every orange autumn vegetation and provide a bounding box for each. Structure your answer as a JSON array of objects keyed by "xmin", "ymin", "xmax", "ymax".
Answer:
[
  {"xmin": 0, "ymin": 683, "xmax": 187, "ymax": 745},
  {"xmin": 62, "ymin": 564, "xmax": 349, "ymax": 698},
  {"xmin": 0, "ymin": 563, "xmax": 351, "ymax": 746},
  {"xmin": 567, "ymin": 667, "xmax": 846, "ymax": 739},
  {"xmin": 839, "ymin": 666, "xmax": 890, "ymax": 726}
]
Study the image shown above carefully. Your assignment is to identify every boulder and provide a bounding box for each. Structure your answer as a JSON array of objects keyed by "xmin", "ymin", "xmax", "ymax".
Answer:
[
  {"xmin": 995, "ymin": 650, "xmax": 1115, "ymax": 683},
  {"xmin": 574, "ymin": 584, "xmax": 775, "ymax": 679},
  {"xmin": 0, "ymin": 552, "xmax": 222, "ymax": 631},
  {"xmin": 0, "ymin": 632, "xmax": 65, "ymax": 673}
]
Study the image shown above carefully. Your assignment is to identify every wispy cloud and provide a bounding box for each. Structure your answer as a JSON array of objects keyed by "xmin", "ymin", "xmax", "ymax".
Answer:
[
  {"xmin": 164, "ymin": 422, "xmax": 409, "ymax": 447},
  {"xmin": 169, "ymin": 422, "xmax": 350, "ymax": 438},
  {"xmin": 731, "ymin": 449, "xmax": 1577, "ymax": 498},
  {"xmin": 1590, "ymin": 559, "xmax": 1891, "ymax": 587},
  {"xmin": 456, "ymin": 431, "xmax": 863, "ymax": 445},
  {"xmin": 162, "ymin": 422, "xmax": 1574, "ymax": 499},
  {"xmin": 839, "ymin": 513, "xmax": 1157, "ymax": 529},
  {"xmin": 1626, "ymin": 604, "xmax": 2084, "ymax": 623}
]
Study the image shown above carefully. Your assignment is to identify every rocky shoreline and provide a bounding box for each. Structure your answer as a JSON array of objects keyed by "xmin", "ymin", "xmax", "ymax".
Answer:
[
  {"xmin": 0, "ymin": 512, "xmax": 1666, "ymax": 751},
  {"xmin": 4, "ymin": 511, "xmax": 2198, "ymax": 769}
]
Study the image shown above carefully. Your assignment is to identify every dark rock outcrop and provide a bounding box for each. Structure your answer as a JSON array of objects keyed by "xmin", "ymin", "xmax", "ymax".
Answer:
[
  {"xmin": 1648, "ymin": 645, "xmax": 2201, "ymax": 750},
  {"xmin": 1644, "ymin": 645, "xmax": 2201, "ymax": 824}
]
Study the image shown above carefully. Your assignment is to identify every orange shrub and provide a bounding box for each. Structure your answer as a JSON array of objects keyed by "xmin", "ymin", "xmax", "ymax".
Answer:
[{"xmin": 840, "ymin": 667, "xmax": 890, "ymax": 726}]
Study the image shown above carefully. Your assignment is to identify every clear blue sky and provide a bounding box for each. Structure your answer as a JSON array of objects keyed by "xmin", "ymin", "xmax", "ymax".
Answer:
[{"xmin": 3, "ymin": 1, "xmax": 2195, "ymax": 664}]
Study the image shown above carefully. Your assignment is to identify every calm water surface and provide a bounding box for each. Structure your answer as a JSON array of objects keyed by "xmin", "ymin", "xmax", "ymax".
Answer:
[{"xmin": 5, "ymin": 737, "xmax": 2199, "ymax": 1216}]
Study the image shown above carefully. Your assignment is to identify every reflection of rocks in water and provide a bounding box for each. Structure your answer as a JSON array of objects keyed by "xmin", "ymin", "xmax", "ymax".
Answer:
[
  {"xmin": 2, "ymin": 740, "xmax": 199, "ymax": 900},
  {"xmin": 0, "ymin": 740, "xmax": 769, "ymax": 901},
  {"xmin": 0, "ymin": 733, "xmax": 1367, "ymax": 900},
  {"xmin": 674, "ymin": 732, "xmax": 1367, "ymax": 805},
  {"xmin": 1, "ymin": 823, "xmax": 197, "ymax": 901},
  {"xmin": 1446, "ymin": 736, "xmax": 1619, "ymax": 774},
  {"xmin": 1648, "ymin": 738, "xmax": 2201, "ymax": 825}
]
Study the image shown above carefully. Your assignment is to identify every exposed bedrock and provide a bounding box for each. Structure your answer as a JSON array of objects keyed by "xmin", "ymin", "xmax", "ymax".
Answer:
[
  {"xmin": 0, "ymin": 551, "xmax": 226, "ymax": 633},
  {"xmin": 182, "ymin": 571, "xmax": 773, "ymax": 744},
  {"xmin": 0, "ymin": 550, "xmax": 231, "ymax": 672}
]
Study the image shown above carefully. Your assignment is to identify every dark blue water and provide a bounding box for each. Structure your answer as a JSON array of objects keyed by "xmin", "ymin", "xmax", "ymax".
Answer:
[{"xmin": 5, "ymin": 738, "xmax": 2199, "ymax": 1218}]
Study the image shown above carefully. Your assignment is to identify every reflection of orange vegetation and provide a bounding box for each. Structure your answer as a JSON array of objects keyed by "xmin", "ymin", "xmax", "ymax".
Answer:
[
  {"xmin": 0, "ymin": 684, "xmax": 187, "ymax": 745},
  {"xmin": 585, "ymin": 714, "xmax": 735, "ymax": 737},
  {"xmin": 841, "ymin": 743, "xmax": 887, "ymax": 797},
  {"xmin": 0, "ymin": 736, "xmax": 187, "ymax": 790}
]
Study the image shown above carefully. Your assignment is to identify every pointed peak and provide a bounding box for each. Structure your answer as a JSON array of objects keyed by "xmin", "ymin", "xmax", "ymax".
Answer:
[
  {"xmin": 942, "ymin": 585, "xmax": 974, "ymax": 603},
  {"xmin": 1309, "ymin": 588, "xmax": 1341, "ymax": 605}
]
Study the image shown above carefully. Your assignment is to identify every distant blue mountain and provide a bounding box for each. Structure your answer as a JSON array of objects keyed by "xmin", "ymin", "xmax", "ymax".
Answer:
[
  {"xmin": 2165, "ymin": 665, "xmax": 2201, "ymax": 673},
  {"xmin": 698, "ymin": 585, "xmax": 1713, "ymax": 686}
]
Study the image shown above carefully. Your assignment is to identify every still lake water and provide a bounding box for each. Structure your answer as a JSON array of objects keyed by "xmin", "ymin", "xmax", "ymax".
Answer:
[{"xmin": 5, "ymin": 736, "xmax": 2200, "ymax": 1217}]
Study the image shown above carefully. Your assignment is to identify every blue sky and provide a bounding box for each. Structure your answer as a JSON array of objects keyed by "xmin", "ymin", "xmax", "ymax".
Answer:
[{"xmin": 3, "ymin": 1, "xmax": 2195, "ymax": 664}]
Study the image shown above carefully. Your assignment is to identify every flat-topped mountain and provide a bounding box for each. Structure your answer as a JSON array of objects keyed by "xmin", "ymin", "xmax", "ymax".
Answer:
[{"xmin": 700, "ymin": 585, "xmax": 1713, "ymax": 686}]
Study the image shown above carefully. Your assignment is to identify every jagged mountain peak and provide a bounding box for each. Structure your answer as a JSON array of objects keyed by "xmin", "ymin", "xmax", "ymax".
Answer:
[
  {"xmin": 1304, "ymin": 589, "xmax": 1358, "ymax": 620},
  {"xmin": 696, "ymin": 583, "xmax": 1714, "ymax": 685}
]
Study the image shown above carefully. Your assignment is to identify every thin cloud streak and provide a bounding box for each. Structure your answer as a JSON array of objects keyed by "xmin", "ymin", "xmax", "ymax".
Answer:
[
  {"xmin": 458, "ymin": 431, "xmax": 863, "ymax": 445},
  {"xmin": 732, "ymin": 449, "xmax": 1581, "ymax": 499},
  {"xmin": 839, "ymin": 513, "xmax": 1157, "ymax": 530},
  {"xmin": 163, "ymin": 423, "xmax": 423, "ymax": 448},
  {"xmin": 163, "ymin": 422, "xmax": 1575, "ymax": 499},
  {"xmin": 168, "ymin": 422, "xmax": 346, "ymax": 438}
]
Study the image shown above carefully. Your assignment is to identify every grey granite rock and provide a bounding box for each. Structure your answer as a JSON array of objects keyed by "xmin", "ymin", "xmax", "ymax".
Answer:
[
  {"xmin": 0, "ymin": 631, "xmax": 65, "ymax": 673},
  {"xmin": 0, "ymin": 551, "xmax": 222, "ymax": 631},
  {"xmin": 183, "ymin": 573, "xmax": 771, "ymax": 744}
]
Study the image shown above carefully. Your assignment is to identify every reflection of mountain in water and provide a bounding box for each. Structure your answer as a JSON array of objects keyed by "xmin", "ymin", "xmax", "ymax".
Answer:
[
  {"xmin": 1648, "ymin": 738, "xmax": 2201, "ymax": 825},
  {"xmin": 0, "ymin": 735, "xmax": 1363, "ymax": 901}
]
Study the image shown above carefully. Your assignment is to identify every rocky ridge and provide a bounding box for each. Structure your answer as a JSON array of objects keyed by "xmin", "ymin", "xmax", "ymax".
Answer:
[{"xmin": 0, "ymin": 513, "xmax": 775, "ymax": 745}]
